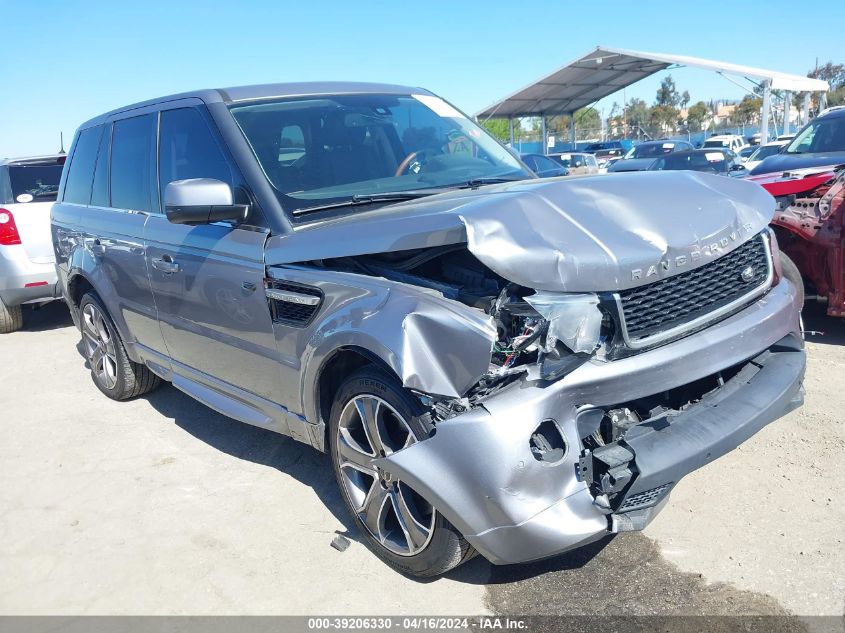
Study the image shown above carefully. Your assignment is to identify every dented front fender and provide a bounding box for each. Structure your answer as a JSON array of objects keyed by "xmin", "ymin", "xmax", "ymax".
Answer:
[{"xmin": 267, "ymin": 266, "xmax": 496, "ymax": 425}]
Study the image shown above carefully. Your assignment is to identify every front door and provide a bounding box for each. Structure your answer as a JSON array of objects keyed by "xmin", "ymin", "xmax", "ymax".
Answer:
[{"xmin": 145, "ymin": 105, "xmax": 280, "ymax": 401}]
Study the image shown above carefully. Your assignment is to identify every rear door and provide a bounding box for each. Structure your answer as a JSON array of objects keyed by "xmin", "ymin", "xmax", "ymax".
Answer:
[
  {"xmin": 75, "ymin": 113, "xmax": 168, "ymax": 357},
  {"xmin": 144, "ymin": 105, "xmax": 281, "ymax": 401},
  {"xmin": 3, "ymin": 159, "xmax": 65, "ymax": 263}
]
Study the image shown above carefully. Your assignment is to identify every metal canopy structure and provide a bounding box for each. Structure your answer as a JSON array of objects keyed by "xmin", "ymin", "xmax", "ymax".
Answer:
[{"xmin": 476, "ymin": 46, "xmax": 830, "ymax": 147}]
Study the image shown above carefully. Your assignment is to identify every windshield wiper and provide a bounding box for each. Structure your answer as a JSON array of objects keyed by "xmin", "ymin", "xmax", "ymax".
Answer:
[
  {"xmin": 461, "ymin": 176, "xmax": 524, "ymax": 189},
  {"xmin": 292, "ymin": 190, "xmax": 436, "ymax": 216}
]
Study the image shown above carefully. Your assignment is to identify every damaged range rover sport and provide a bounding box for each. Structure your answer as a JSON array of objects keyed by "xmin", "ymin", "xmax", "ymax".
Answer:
[{"xmin": 52, "ymin": 83, "xmax": 806, "ymax": 577}]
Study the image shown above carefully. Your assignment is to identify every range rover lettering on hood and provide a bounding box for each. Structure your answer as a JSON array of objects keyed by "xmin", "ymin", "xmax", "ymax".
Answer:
[
  {"xmin": 264, "ymin": 171, "xmax": 775, "ymax": 293},
  {"xmin": 630, "ymin": 221, "xmax": 755, "ymax": 281}
]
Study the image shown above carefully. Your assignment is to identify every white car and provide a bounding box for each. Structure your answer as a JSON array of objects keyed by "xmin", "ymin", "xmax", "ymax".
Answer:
[
  {"xmin": 702, "ymin": 134, "xmax": 748, "ymax": 154},
  {"xmin": 742, "ymin": 140, "xmax": 789, "ymax": 172},
  {"xmin": 0, "ymin": 155, "xmax": 65, "ymax": 332}
]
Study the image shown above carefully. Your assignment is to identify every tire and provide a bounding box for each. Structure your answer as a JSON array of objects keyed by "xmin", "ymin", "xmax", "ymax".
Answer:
[
  {"xmin": 780, "ymin": 252, "xmax": 805, "ymax": 307},
  {"xmin": 328, "ymin": 366, "xmax": 475, "ymax": 577},
  {"xmin": 79, "ymin": 292, "xmax": 161, "ymax": 400},
  {"xmin": 0, "ymin": 298, "xmax": 23, "ymax": 334}
]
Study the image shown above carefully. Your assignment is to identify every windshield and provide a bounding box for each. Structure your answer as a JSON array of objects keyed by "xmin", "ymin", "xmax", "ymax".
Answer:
[
  {"xmin": 8, "ymin": 164, "xmax": 64, "ymax": 201},
  {"xmin": 785, "ymin": 116, "xmax": 845, "ymax": 154},
  {"xmin": 703, "ymin": 139, "xmax": 730, "ymax": 148},
  {"xmin": 550, "ymin": 154, "xmax": 572, "ymax": 167},
  {"xmin": 630, "ymin": 142, "xmax": 677, "ymax": 158},
  {"xmin": 748, "ymin": 144, "xmax": 783, "ymax": 162},
  {"xmin": 229, "ymin": 93, "xmax": 529, "ymax": 214}
]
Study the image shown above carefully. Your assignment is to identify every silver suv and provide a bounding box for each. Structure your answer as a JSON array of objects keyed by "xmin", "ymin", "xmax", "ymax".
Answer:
[
  {"xmin": 52, "ymin": 83, "xmax": 806, "ymax": 577},
  {"xmin": 0, "ymin": 155, "xmax": 65, "ymax": 332}
]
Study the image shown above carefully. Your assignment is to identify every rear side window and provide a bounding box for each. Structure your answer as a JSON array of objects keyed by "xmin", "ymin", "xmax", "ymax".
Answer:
[
  {"xmin": 111, "ymin": 114, "xmax": 156, "ymax": 212},
  {"xmin": 63, "ymin": 126, "xmax": 102, "ymax": 204},
  {"xmin": 159, "ymin": 107, "xmax": 232, "ymax": 207}
]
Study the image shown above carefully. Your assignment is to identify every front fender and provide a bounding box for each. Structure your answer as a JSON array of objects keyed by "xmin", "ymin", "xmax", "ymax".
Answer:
[{"xmin": 265, "ymin": 266, "xmax": 496, "ymax": 425}]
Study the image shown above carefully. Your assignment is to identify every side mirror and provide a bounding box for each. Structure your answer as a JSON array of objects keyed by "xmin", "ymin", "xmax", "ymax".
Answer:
[
  {"xmin": 164, "ymin": 179, "xmax": 249, "ymax": 225},
  {"xmin": 729, "ymin": 163, "xmax": 745, "ymax": 172}
]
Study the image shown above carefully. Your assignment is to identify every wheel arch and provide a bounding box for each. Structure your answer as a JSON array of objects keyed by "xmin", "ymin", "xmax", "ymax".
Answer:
[{"xmin": 313, "ymin": 345, "xmax": 400, "ymax": 452}]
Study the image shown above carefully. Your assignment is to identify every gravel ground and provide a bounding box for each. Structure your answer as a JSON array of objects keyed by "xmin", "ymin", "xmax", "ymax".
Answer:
[{"xmin": 0, "ymin": 301, "xmax": 842, "ymax": 622}]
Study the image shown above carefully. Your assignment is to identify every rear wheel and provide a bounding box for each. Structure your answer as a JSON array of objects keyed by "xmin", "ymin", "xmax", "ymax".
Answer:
[
  {"xmin": 79, "ymin": 292, "xmax": 161, "ymax": 400},
  {"xmin": 329, "ymin": 366, "xmax": 475, "ymax": 577},
  {"xmin": 0, "ymin": 299, "xmax": 23, "ymax": 333}
]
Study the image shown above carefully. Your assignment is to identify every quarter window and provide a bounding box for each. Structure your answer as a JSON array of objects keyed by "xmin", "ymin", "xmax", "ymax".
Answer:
[
  {"xmin": 63, "ymin": 126, "xmax": 102, "ymax": 204},
  {"xmin": 158, "ymin": 107, "xmax": 232, "ymax": 208},
  {"xmin": 111, "ymin": 114, "xmax": 156, "ymax": 212}
]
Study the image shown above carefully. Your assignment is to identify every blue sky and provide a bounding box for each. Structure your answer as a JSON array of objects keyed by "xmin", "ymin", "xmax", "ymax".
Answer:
[{"xmin": 2, "ymin": 0, "xmax": 843, "ymax": 157}]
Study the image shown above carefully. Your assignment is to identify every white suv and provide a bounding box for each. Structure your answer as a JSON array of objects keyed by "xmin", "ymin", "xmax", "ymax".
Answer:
[
  {"xmin": 0, "ymin": 155, "xmax": 65, "ymax": 332},
  {"xmin": 702, "ymin": 134, "xmax": 748, "ymax": 154}
]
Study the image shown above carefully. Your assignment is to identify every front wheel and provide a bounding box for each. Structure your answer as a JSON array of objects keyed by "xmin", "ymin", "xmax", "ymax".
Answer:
[{"xmin": 328, "ymin": 366, "xmax": 475, "ymax": 577}]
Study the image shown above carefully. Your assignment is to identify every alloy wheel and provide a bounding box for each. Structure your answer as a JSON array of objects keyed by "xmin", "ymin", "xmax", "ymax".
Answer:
[
  {"xmin": 336, "ymin": 395, "xmax": 435, "ymax": 556},
  {"xmin": 82, "ymin": 303, "xmax": 118, "ymax": 390}
]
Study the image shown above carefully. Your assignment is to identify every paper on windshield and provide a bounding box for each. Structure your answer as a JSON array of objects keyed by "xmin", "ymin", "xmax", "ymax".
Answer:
[{"xmin": 705, "ymin": 152, "xmax": 725, "ymax": 162}]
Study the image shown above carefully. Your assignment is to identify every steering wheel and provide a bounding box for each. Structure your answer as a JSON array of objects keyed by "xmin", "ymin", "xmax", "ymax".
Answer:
[{"xmin": 394, "ymin": 151, "xmax": 425, "ymax": 176}]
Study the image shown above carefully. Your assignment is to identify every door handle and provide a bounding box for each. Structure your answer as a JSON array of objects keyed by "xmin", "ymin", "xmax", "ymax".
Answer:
[{"xmin": 151, "ymin": 255, "xmax": 180, "ymax": 274}]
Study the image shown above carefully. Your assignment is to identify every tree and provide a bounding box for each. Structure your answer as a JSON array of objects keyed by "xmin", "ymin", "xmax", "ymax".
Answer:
[
  {"xmin": 809, "ymin": 62, "xmax": 845, "ymax": 89},
  {"xmin": 480, "ymin": 118, "xmax": 520, "ymax": 143},
  {"xmin": 650, "ymin": 104, "xmax": 680, "ymax": 133},
  {"xmin": 573, "ymin": 107, "xmax": 601, "ymax": 132},
  {"xmin": 655, "ymin": 75, "xmax": 680, "ymax": 108},
  {"xmin": 808, "ymin": 61, "xmax": 845, "ymax": 111},
  {"xmin": 686, "ymin": 101, "xmax": 710, "ymax": 132},
  {"xmin": 680, "ymin": 90, "xmax": 691, "ymax": 110},
  {"xmin": 734, "ymin": 95, "xmax": 762, "ymax": 125},
  {"xmin": 626, "ymin": 98, "xmax": 650, "ymax": 130}
]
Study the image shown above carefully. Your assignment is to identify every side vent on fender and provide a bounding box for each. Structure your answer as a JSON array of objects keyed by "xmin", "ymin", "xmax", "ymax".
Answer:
[{"xmin": 265, "ymin": 280, "xmax": 323, "ymax": 327}]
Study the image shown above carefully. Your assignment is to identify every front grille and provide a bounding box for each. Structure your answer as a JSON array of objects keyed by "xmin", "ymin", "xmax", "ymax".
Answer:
[
  {"xmin": 267, "ymin": 281, "xmax": 322, "ymax": 327},
  {"xmin": 618, "ymin": 483, "xmax": 673, "ymax": 512},
  {"xmin": 618, "ymin": 234, "xmax": 770, "ymax": 342}
]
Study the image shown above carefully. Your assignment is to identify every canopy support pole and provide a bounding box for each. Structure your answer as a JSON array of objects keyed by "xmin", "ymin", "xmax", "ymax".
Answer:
[
  {"xmin": 760, "ymin": 81, "xmax": 771, "ymax": 146},
  {"xmin": 569, "ymin": 114, "xmax": 576, "ymax": 148},
  {"xmin": 802, "ymin": 92, "xmax": 811, "ymax": 126},
  {"xmin": 508, "ymin": 118, "xmax": 515, "ymax": 146},
  {"xmin": 540, "ymin": 116, "xmax": 547, "ymax": 155},
  {"xmin": 783, "ymin": 90, "xmax": 791, "ymax": 135}
]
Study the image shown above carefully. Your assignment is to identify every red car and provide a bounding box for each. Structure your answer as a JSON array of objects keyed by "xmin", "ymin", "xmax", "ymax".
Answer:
[{"xmin": 749, "ymin": 166, "xmax": 845, "ymax": 317}]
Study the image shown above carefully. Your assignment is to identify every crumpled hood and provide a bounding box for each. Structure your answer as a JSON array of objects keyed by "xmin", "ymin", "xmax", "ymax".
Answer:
[{"xmin": 265, "ymin": 171, "xmax": 774, "ymax": 292}]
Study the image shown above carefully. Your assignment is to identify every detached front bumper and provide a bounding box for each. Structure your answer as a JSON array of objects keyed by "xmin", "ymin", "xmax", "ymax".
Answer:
[{"xmin": 377, "ymin": 279, "xmax": 805, "ymax": 565}]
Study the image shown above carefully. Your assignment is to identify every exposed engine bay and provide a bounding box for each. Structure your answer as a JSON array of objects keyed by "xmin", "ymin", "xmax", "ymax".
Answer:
[{"xmin": 315, "ymin": 244, "xmax": 610, "ymax": 389}]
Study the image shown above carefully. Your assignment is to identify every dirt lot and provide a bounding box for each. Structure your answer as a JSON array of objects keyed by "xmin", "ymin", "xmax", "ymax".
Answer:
[{"xmin": 0, "ymin": 301, "xmax": 842, "ymax": 618}]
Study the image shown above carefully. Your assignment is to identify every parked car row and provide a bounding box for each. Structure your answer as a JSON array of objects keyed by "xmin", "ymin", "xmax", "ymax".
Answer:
[{"xmin": 2, "ymin": 81, "xmax": 826, "ymax": 580}]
